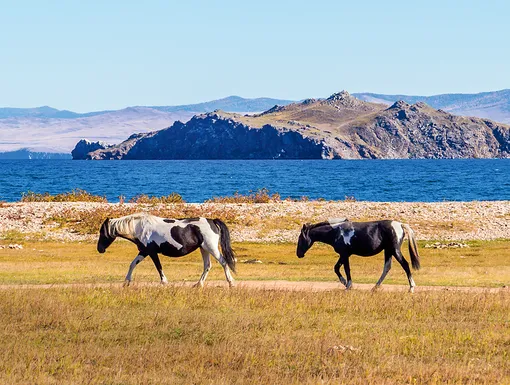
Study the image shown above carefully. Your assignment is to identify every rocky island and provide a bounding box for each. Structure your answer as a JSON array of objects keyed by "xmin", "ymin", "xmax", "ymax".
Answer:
[{"xmin": 72, "ymin": 91, "xmax": 510, "ymax": 160}]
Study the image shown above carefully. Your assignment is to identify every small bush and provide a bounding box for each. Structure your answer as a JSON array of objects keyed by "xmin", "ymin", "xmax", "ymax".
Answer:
[
  {"xmin": 129, "ymin": 193, "xmax": 184, "ymax": 204},
  {"xmin": 21, "ymin": 189, "xmax": 107, "ymax": 203},
  {"xmin": 206, "ymin": 188, "xmax": 282, "ymax": 204}
]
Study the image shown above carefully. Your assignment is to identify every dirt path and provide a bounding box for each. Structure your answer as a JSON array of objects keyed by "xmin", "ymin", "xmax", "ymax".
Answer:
[{"xmin": 0, "ymin": 280, "xmax": 507, "ymax": 293}]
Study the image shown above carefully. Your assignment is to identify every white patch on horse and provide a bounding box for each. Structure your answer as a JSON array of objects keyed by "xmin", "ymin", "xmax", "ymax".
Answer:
[
  {"xmin": 140, "ymin": 217, "xmax": 209, "ymax": 249},
  {"xmin": 341, "ymin": 229, "xmax": 355, "ymax": 245},
  {"xmin": 391, "ymin": 221, "xmax": 404, "ymax": 243},
  {"xmin": 198, "ymin": 219, "xmax": 220, "ymax": 247},
  {"xmin": 329, "ymin": 218, "xmax": 348, "ymax": 227},
  {"xmin": 140, "ymin": 217, "xmax": 183, "ymax": 249}
]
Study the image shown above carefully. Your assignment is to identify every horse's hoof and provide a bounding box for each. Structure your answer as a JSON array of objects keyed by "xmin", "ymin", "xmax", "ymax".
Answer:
[
  {"xmin": 193, "ymin": 282, "xmax": 204, "ymax": 288},
  {"xmin": 123, "ymin": 280, "xmax": 131, "ymax": 287},
  {"xmin": 160, "ymin": 280, "xmax": 168, "ymax": 286},
  {"xmin": 409, "ymin": 287, "xmax": 415, "ymax": 294},
  {"xmin": 371, "ymin": 285, "xmax": 380, "ymax": 292},
  {"xmin": 228, "ymin": 282, "xmax": 236, "ymax": 288}
]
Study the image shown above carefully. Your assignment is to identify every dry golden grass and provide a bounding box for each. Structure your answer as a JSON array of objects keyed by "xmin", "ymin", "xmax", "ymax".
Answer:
[
  {"xmin": 0, "ymin": 286, "xmax": 508, "ymax": 384},
  {"xmin": 20, "ymin": 189, "xmax": 108, "ymax": 203},
  {"xmin": 206, "ymin": 188, "xmax": 282, "ymax": 203},
  {"xmin": 128, "ymin": 193, "xmax": 184, "ymax": 204},
  {"xmin": 0, "ymin": 240, "xmax": 509, "ymax": 288},
  {"xmin": 0, "ymin": 240, "xmax": 509, "ymax": 384}
]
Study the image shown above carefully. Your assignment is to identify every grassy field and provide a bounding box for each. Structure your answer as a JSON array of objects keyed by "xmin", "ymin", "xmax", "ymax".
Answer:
[
  {"xmin": 1, "ymin": 286, "xmax": 508, "ymax": 384},
  {"xmin": 0, "ymin": 239, "xmax": 509, "ymax": 287},
  {"xmin": 1, "ymin": 240, "xmax": 509, "ymax": 384}
]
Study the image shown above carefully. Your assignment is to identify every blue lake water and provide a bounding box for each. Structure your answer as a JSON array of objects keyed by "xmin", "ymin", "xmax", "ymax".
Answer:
[{"xmin": 0, "ymin": 159, "xmax": 509, "ymax": 202}]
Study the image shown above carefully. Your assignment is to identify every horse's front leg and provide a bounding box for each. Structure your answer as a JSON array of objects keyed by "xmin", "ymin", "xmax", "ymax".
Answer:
[
  {"xmin": 149, "ymin": 253, "xmax": 168, "ymax": 285},
  {"xmin": 124, "ymin": 254, "xmax": 146, "ymax": 286},
  {"xmin": 334, "ymin": 256, "xmax": 347, "ymax": 287},
  {"xmin": 342, "ymin": 255, "xmax": 353, "ymax": 290}
]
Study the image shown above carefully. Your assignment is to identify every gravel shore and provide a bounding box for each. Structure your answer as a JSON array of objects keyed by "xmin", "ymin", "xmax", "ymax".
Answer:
[{"xmin": 1, "ymin": 201, "xmax": 509, "ymax": 243}]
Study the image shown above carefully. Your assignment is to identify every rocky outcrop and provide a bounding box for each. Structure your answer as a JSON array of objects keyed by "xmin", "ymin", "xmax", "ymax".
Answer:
[
  {"xmin": 322, "ymin": 90, "xmax": 379, "ymax": 112},
  {"xmin": 73, "ymin": 92, "xmax": 510, "ymax": 160},
  {"xmin": 347, "ymin": 101, "xmax": 510, "ymax": 159},
  {"xmin": 82, "ymin": 116, "xmax": 324, "ymax": 160},
  {"xmin": 71, "ymin": 140, "xmax": 113, "ymax": 160}
]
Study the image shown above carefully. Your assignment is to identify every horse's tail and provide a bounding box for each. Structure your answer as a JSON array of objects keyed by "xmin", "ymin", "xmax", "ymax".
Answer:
[
  {"xmin": 402, "ymin": 224, "xmax": 421, "ymax": 270},
  {"xmin": 213, "ymin": 219, "xmax": 236, "ymax": 273}
]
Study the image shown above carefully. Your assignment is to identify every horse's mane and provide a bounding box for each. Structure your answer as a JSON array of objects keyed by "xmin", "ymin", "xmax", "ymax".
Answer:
[
  {"xmin": 109, "ymin": 212, "xmax": 159, "ymax": 237},
  {"xmin": 308, "ymin": 218, "xmax": 348, "ymax": 230},
  {"xmin": 328, "ymin": 218, "xmax": 348, "ymax": 225}
]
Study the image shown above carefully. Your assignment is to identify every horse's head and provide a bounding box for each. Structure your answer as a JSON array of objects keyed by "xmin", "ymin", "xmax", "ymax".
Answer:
[
  {"xmin": 97, "ymin": 218, "xmax": 116, "ymax": 253},
  {"xmin": 297, "ymin": 223, "xmax": 313, "ymax": 258}
]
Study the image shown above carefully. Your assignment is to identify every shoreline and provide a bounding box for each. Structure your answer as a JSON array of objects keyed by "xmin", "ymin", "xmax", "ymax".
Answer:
[{"xmin": 1, "ymin": 200, "xmax": 509, "ymax": 243}]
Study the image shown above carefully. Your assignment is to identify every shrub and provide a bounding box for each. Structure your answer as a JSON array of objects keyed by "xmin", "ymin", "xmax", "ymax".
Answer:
[
  {"xmin": 21, "ymin": 189, "xmax": 107, "ymax": 203},
  {"xmin": 129, "ymin": 193, "xmax": 184, "ymax": 204},
  {"xmin": 206, "ymin": 188, "xmax": 282, "ymax": 204}
]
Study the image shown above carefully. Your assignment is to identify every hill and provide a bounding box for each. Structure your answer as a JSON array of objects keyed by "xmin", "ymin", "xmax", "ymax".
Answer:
[
  {"xmin": 354, "ymin": 89, "xmax": 510, "ymax": 124},
  {"xmin": 75, "ymin": 91, "xmax": 510, "ymax": 160}
]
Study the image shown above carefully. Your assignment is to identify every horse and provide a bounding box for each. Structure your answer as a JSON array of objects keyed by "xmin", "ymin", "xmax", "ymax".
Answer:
[
  {"xmin": 97, "ymin": 213, "xmax": 236, "ymax": 287},
  {"xmin": 296, "ymin": 218, "xmax": 421, "ymax": 292}
]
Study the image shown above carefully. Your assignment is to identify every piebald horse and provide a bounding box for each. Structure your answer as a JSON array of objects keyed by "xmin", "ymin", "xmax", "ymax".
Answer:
[
  {"xmin": 97, "ymin": 213, "xmax": 236, "ymax": 287},
  {"xmin": 297, "ymin": 218, "xmax": 421, "ymax": 292}
]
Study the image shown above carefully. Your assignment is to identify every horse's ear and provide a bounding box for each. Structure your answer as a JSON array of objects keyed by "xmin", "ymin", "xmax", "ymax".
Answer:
[{"xmin": 302, "ymin": 223, "xmax": 311, "ymax": 232}]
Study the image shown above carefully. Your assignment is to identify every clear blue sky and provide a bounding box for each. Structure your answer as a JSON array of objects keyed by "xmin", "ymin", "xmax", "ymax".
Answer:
[{"xmin": 1, "ymin": 0, "xmax": 508, "ymax": 112}]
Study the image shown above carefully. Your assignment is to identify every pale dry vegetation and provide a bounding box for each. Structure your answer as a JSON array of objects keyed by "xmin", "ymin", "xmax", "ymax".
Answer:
[
  {"xmin": 20, "ymin": 189, "xmax": 108, "ymax": 203},
  {"xmin": 1, "ymin": 198, "xmax": 509, "ymax": 384},
  {"xmin": 0, "ymin": 240, "xmax": 509, "ymax": 288},
  {"xmin": 0, "ymin": 287, "xmax": 508, "ymax": 384}
]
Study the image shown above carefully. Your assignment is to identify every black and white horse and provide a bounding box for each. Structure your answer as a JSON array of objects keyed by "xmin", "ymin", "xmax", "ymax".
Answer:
[
  {"xmin": 297, "ymin": 218, "xmax": 421, "ymax": 292},
  {"xmin": 97, "ymin": 213, "xmax": 236, "ymax": 287}
]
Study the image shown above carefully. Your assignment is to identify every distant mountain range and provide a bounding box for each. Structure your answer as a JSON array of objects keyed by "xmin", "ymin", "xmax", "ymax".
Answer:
[
  {"xmin": 0, "ymin": 96, "xmax": 294, "ymax": 120},
  {"xmin": 1, "ymin": 90, "xmax": 509, "ymax": 154},
  {"xmin": 73, "ymin": 91, "xmax": 510, "ymax": 160},
  {"xmin": 0, "ymin": 148, "xmax": 71, "ymax": 159},
  {"xmin": 0, "ymin": 96, "xmax": 293, "ymax": 153}
]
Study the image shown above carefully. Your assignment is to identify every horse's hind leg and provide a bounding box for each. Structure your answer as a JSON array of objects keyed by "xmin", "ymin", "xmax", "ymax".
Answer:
[
  {"xmin": 203, "ymin": 242, "xmax": 235, "ymax": 287},
  {"xmin": 124, "ymin": 253, "xmax": 146, "ymax": 286},
  {"xmin": 334, "ymin": 256, "xmax": 347, "ymax": 287},
  {"xmin": 393, "ymin": 249, "xmax": 416, "ymax": 293},
  {"xmin": 373, "ymin": 249, "xmax": 393, "ymax": 291},
  {"xmin": 149, "ymin": 254, "xmax": 168, "ymax": 285},
  {"xmin": 193, "ymin": 248, "xmax": 212, "ymax": 288}
]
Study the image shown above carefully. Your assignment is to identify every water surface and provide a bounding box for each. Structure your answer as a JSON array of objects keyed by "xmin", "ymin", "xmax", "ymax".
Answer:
[{"xmin": 0, "ymin": 159, "xmax": 508, "ymax": 202}]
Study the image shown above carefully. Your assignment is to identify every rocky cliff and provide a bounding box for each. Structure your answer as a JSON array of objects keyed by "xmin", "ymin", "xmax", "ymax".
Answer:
[{"xmin": 73, "ymin": 91, "xmax": 510, "ymax": 160}]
